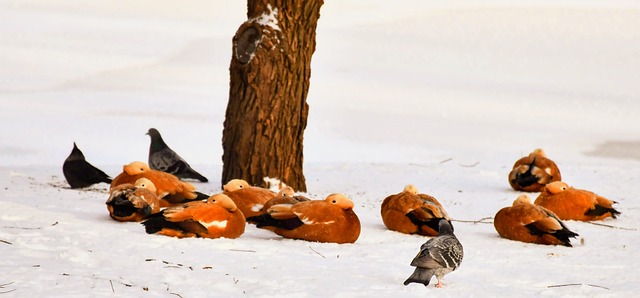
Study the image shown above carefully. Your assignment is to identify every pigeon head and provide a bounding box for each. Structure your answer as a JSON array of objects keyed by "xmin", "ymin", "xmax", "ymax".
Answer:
[
  {"xmin": 146, "ymin": 128, "xmax": 169, "ymax": 151},
  {"xmin": 146, "ymin": 128, "xmax": 161, "ymax": 137},
  {"xmin": 437, "ymin": 219, "xmax": 455, "ymax": 236}
]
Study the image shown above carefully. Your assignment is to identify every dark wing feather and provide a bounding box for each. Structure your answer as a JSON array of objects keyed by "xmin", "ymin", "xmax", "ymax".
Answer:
[{"xmin": 411, "ymin": 235, "xmax": 463, "ymax": 270}]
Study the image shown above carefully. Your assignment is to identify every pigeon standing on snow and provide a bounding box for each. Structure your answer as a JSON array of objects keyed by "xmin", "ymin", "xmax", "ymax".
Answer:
[
  {"xmin": 404, "ymin": 219, "xmax": 463, "ymax": 288},
  {"xmin": 62, "ymin": 142, "xmax": 112, "ymax": 189},
  {"xmin": 146, "ymin": 128, "xmax": 208, "ymax": 182}
]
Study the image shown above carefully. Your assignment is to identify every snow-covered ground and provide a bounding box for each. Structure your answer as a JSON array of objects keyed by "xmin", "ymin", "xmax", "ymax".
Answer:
[{"xmin": 2, "ymin": 1, "xmax": 639, "ymax": 297}]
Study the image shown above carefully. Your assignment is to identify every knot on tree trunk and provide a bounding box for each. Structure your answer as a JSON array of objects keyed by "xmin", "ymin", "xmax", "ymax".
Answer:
[{"xmin": 234, "ymin": 25, "xmax": 262, "ymax": 65}]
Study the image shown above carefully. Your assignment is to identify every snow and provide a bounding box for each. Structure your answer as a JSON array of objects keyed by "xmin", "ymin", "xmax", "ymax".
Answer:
[
  {"xmin": 1, "ymin": 0, "xmax": 640, "ymax": 297},
  {"xmin": 252, "ymin": 4, "xmax": 280, "ymax": 31}
]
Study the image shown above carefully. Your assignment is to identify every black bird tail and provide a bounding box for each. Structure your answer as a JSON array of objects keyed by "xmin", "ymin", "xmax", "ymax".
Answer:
[
  {"xmin": 141, "ymin": 211, "xmax": 178, "ymax": 234},
  {"xmin": 525, "ymin": 223, "xmax": 579, "ymax": 247},
  {"xmin": 554, "ymin": 228, "xmax": 580, "ymax": 247},
  {"xmin": 585, "ymin": 204, "xmax": 621, "ymax": 219},
  {"xmin": 246, "ymin": 214, "xmax": 304, "ymax": 230}
]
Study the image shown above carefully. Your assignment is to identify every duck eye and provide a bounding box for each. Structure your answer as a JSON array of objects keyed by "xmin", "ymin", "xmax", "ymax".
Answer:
[{"xmin": 332, "ymin": 200, "xmax": 337, "ymax": 203}]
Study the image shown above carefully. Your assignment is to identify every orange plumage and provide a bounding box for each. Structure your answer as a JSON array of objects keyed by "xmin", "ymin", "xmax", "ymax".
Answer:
[
  {"xmin": 494, "ymin": 195, "xmax": 578, "ymax": 246},
  {"xmin": 534, "ymin": 181, "xmax": 620, "ymax": 221},
  {"xmin": 223, "ymin": 179, "xmax": 278, "ymax": 219},
  {"xmin": 111, "ymin": 161, "xmax": 204, "ymax": 207},
  {"xmin": 141, "ymin": 194, "xmax": 246, "ymax": 239},
  {"xmin": 381, "ymin": 184, "xmax": 450, "ymax": 236},
  {"xmin": 247, "ymin": 193, "xmax": 361, "ymax": 244},
  {"xmin": 508, "ymin": 149, "xmax": 562, "ymax": 192},
  {"xmin": 106, "ymin": 178, "xmax": 160, "ymax": 222}
]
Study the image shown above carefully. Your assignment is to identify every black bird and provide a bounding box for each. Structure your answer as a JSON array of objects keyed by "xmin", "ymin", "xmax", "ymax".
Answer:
[
  {"xmin": 404, "ymin": 219, "xmax": 464, "ymax": 288},
  {"xmin": 146, "ymin": 128, "xmax": 208, "ymax": 182},
  {"xmin": 62, "ymin": 142, "xmax": 112, "ymax": 189}
]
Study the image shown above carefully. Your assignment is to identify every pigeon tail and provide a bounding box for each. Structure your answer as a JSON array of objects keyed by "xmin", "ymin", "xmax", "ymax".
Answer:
[
  {"xmin": 180, "ymin": 169, "xmax": 209, "ymax": 182},
  {"xmin": 403, "ymin": 267, "xmax": 435, "ymax": 286}
]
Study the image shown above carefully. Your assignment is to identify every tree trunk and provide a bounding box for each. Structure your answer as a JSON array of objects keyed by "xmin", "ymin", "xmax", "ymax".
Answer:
[{"xmin": 222, "ymin": 0, "xmax": 323, "ymax": 192}]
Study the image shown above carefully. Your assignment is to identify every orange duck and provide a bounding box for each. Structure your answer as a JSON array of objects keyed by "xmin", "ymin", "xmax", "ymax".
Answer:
[
  {"xmin": 494, "ymin": 194, "xmax": 579, "ymax": 247},
  {"xmin": 106, "ymin": 178, "xmax": 161, "ymax": 222},
  {"xmin": 111, "ymin": 161, "xmax": 208, "ymax": 207},
  {"xmin": 381, "ymin": 184, "xmax": 450, "ymax": 236},
  {"xmin": 246, "ymin": 193, "xmax": 361, "ymax": 244},
  {"xmin": 223, "ymin": 179, "xmax": 278, "ymax": 219},
  {"xmin": 508, "ymin": 149, "xmax": 561, "ymax": 192},
  {"xmin": 534, "ymin": 181, "xmax": 620, "ymax": 221},
  {"xmin": 141, "ymin": 193, "xmax": 246, "ymax": 239}
]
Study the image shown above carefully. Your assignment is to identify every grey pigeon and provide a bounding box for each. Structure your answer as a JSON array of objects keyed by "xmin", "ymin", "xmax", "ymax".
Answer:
[
  {"xmin": 62, "ymin": 142, "xmax": 112, "ymax": 189},
  {"xmin": 403, "ymin": 219, "xmax": 463, "ymax": 288},
  {"xmin": 146, "ymin": 128, "xmax": 208, "ymax": 182}
]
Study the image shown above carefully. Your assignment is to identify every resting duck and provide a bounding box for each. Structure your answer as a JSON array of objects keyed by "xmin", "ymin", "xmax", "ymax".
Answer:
[
  {"xmin": 494, "ymin": 194, "xmax": 579, "ymax": 246},
  {"xmin": 141, "ymin": 193, "xmax": 245, "ymax": 239},
  {"xmin": 381, "ymin": 184, "xmax": 450, "ymax": 236},
  {"xmin": 534, "ymin": 181, "xmax": 620, "ymax": 221},
  {"xmin": 111, "ymin": 161, "xmax": 208, "ymax": 207},
  {"xmin": 223, "ymin": 179, "xmax": 278, "ymax": 219},
  {"xmin": 246, "ymin": 193, "xmax": 361, "ymax": 244},
  {"xmin": 508, "ymin": 149, "xmax": 561, "ymax": 192},
  {"xmin": 106, "ymin": 178, "xmax": 160, "ymax": 222}
]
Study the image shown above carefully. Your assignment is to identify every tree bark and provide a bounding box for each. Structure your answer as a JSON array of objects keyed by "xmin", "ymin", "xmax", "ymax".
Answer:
[{"xmin": 222, "ymin": 0, "xmax": 323, "ymax": 191}]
